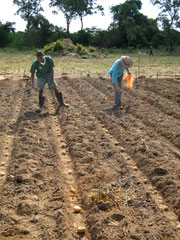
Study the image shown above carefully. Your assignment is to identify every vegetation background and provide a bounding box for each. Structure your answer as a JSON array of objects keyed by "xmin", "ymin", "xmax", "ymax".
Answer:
[{"xmin": 0, "ymin": 0, "xmax": 180, "ymax": 53}]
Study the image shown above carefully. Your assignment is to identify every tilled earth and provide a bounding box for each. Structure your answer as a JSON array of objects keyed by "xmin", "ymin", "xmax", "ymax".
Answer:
[{"xmin": 0, "ymin": 74, "xmax": 180, "ymax": 240}]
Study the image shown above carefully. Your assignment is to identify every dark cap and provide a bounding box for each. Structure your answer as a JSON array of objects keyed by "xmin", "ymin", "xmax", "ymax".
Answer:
[{"xmin": 36, "ymin": 51, "xmax": 44, "ymax": 57}]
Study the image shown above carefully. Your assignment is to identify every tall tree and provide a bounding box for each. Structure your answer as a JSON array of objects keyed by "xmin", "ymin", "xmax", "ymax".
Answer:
[
  {"xmin": 150, "ymin": 0, "xmax": 180, "ymax": 50},
  {"xmin": 49, "ymin": 0, "xmax": 77, "ymax": 34},
  {"xmin": 75, "ymin": 0, "xmax": 104, "ymax": 30},
  {"xmin": 13, "ymin": 0, "xmax": 44, "ymax": 32},
  {"xmin": 28, "ymin": 14, "xmax": 54, "ymax": 48},
  {"xmin": 110, "ymin": 0, "xmax": 161, "ymax": 48},
  {"xmin": 124, "ymin": 17, "xmax": 137, "ymax": 46},
  {"xmin": 110, "ymin": 0, "xmax": 142, "ymax": 47}
]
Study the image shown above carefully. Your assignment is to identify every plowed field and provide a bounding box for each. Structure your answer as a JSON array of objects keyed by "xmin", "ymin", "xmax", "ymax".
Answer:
[{"xmin": 0, "ymin": 63, "xmax": 180, "ymax": 239}]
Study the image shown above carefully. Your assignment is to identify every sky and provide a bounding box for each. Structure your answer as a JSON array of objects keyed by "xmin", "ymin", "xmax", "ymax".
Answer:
[{"xmin": 0, "ymin": 0, "xmax": 160, "ymax": 32}]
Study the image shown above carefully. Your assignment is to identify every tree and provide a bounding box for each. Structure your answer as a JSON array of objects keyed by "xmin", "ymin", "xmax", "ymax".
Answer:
[
  {"xmin": 150, "ymin": 0, "xmax": 180, "ymax": 50},
  {"xmin": 49, "ymin": 0, "xmax": 77, "ymax": 34},
  {"xmin": 124, "ymin": 17, "xmax": 137, "ymax": 46},
  {"xmin": 111, "ymin": 0, "xmax": 142, "ymax": 28},
  {"xmin": 110, "ymin": 0, "xmax": 142, "ymax": 47},
  {"xmin": 27, "ymin": 14, "xmax": 54, "ymax": 48},
  {"xmin": 74, "ymin": 0, "xmax": 104, "ymax": 30},
  {"xmin": 0, "ymin": 21, "xmax": 15, "ymax": 47},
  {"xmin": 13, "ymin": 0, "xmax": 44, "ymax": 32},
  {"xmin": 109, "ymin": 0, "xmax": 161, "ymax": 48},
  {"xmin": 50, "ymin": 0, "xmax": 103, "ymax": 33}
]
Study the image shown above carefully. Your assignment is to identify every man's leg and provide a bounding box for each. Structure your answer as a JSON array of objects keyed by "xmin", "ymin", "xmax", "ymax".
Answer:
[
  {"xmin": 36, "ymin": 89, "xmax": 45, "ymax": 113},
  {"xmin": 36, "ymin": 77, "xmax": 46, "ymax": 113},
  {"xmin": 53, "ymin": 88, "xmax": 69, "ymax": 108},
  {"xmin": 113, "ymin": 85, "xmax": 121, "ymax": 107},
  {"xmin": 113, "ymin": 75, "xmax": 123, "ymax": 110},
  {"xmin": 117, "ymin": 75, "xmax": 123, "ymax": 110}
]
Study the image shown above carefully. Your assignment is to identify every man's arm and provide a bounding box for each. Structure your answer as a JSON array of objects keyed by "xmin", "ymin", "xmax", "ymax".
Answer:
[
  {"xmin": 126, "ymin": 68, "xmax": 130, "ymax": 74},
  {"xmin": 31, "ymin": 73, "xmax": 35, "ymax": 88}
]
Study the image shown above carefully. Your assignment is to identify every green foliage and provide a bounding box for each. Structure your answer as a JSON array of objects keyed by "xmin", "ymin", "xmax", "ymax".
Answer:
[
  {"xmin": 13, "ymin": 0, "xmax": 43, "ymax": 31},
  {"xmin": 53, "ymin": 39, "xmax": 64, "ymax": 52},
  {"xmin": 91, "ymin": 189, "xmax": 112, "ymax": 204},
  {"xmin": 88, "ymin": 46, "xmax": 96, "ymax": 52},
  {"xmin": 75, "ymin": 43, "xmax": 87, "ymax": 55},
  {"xmin": 50, "ymin": 0, "xmax": 103, "ymax": 32},
  {"xmin": 49, "ymin": 0, "xmax": 77, "ymax": 33},
  {"xmin": 74, "ymin": 0, "xmax": 104, "ymax": 30},
  {"xmin": 27, "ymin": 14, "xmax": 54, "ymax": 48},
  {"xmin": 0, "ymin": 21, "xmax": 15, "ymax": 47},
  {"xmin": 82, "ymin": 54, "xmax": 89, "ymax": 59},
  {"xmin": 109, "ymin": 0, "xmax": 161, "ymax": 48},
  {"xmin": 150, "ymin": 0, "xmax": 180, "ymax": 50},
  {"xmin": 9, "ymin": 32, "xmax": 25, "ymax": 49},
  {"xmin": 43, "ymin": 43, "xmax": 54, "ymax": 53}
]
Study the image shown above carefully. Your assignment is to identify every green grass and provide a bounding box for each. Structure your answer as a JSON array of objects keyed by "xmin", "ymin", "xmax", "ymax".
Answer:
[{"xmin": 0, "ymin": 50, "xmax": 179, "ymax": 78}]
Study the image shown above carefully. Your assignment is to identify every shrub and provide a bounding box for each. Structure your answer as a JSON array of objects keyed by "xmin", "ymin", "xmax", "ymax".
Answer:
[
  {"xmin": 88, "ymin": 46, "xmax": 97, "ymax": 52},
  {"xmin": 82, "ymin": 55, "xmax": 89, "ymax": 59},
  {"xmin": 43, "ymin": 43, "xmax": 54, "ymax": 53},
  {"xmin": 53, "ymin": 39, "xmax": 64, "ymax": 52},
  {"xmin": 75, "ymin": 43, "xmax": 87, "ymax": 55}
]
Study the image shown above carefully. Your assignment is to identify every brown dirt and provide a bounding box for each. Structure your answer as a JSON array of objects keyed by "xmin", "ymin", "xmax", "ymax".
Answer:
[{"xmin": 0, "ymin": 74, "xmax": 180, "ymax": 240}]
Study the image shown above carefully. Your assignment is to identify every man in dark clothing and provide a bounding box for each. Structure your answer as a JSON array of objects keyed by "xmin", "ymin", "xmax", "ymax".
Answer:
[{"xmin": 30, "ymin": 51, "xmax": 69, "ymax": 113}]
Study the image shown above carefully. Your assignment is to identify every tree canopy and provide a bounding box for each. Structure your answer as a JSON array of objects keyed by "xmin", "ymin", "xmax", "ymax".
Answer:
[
  {"xmin": 1, "ymin": 0, "xmax": 180, "ymax": 50},
  {"xmin": 13, "ymin": 0, "xmax": 44, "ymax": 31},
  {"xmin": 150, "ymin": 0, "xmax": 180, "ymax": 50}
]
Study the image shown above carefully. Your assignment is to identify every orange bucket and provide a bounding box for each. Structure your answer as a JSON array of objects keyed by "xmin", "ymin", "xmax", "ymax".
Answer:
[{"xmin": 124, "ymin": 73, "xmax": 134, "ymax": 90}]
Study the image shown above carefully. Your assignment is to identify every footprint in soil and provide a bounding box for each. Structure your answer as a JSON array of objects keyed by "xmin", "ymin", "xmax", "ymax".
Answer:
[
  {"xmin": 111, "ymin": 213, "xmax": 125, "ymax": 222},
  {"xmin": 16, "ymin": 202, "xmax": 38, "ymax": 216},
  {"xmin": 104, "ymin": 108, "xmax": 128, "ymax": 118},
  {"xmin": 17, "ymin": 111, "xmax": 49, "ymax": 122}
]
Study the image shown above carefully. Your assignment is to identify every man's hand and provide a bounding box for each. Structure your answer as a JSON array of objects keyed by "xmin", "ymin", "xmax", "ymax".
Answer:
[
  {"xmin": 114, "ymin": 83, "xmax": 123, "ymax": 93},
  {"xmin": 116, "ymin": 86, "xmax": 123, "ymax": 93}
]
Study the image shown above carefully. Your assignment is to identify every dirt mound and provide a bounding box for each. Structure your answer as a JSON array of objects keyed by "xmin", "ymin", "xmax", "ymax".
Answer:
[{"xmin": 62, "ymin": 38, "xmax": 74, "ymax": 48}]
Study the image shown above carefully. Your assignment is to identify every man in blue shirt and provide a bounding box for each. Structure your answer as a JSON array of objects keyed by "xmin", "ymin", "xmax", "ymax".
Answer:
[
  {"xmin": 108, "ymin": 56, "xmax": 133, "ymax": 111},
  {"xmin": 30, "ymin": 51, "xmax": 69, "ymax": 113}
]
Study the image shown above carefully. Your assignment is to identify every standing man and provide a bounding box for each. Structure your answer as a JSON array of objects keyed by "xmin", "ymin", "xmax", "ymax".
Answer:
[
  {"xmin": 108, "ymin": 56, "xmax": 133, "ymax": 111},
  {"xmin": 149, "ymin": 45, "xmax": 153, "ymax": 56},
  {"xmin": 30, "ymin": 51, "xmax": 69, "ymax": 113}
]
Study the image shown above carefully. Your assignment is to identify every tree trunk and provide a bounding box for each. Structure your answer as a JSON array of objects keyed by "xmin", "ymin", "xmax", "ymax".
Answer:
[
  {"xmin": 80, "ymin": 15, "xmax": 83, "ymax": 30},
  {"xmin": 66, "ymin": 18, "xmax": 70, "ymax": 34},
  {"xmin": 168, "ymin": 27, "xmax": 173, "ymax": 51}
]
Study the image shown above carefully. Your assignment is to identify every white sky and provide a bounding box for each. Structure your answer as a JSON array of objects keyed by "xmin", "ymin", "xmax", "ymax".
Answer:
[{"xmin": 0, "ymin": 0, "xmax": 160, "ymax": 32}]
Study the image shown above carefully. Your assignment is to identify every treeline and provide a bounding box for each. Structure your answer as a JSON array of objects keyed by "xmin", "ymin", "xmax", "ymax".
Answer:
[{"xmin": 1, "ymin": 0, "xmax": 180, "ymax": 51}]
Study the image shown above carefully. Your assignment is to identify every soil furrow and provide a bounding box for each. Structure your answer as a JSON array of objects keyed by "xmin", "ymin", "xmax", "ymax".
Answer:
[
  {"xmin": 135, "ymin": 77, "xmax": 180, "ymax": 105},
  {"xmin": 54, "ymin": 77, "xmax": 180, "ymax": 239},
  {"xmin": 83, "ymin": 76, "xmax": 180, "ymax": 149},
  {"xmin": 61, "ymin": 76, "xmax": 180, "ymax": 222},
  {"xmin": 0, "ymin": 82, "xmax": 79, "ymax": 239},
  {"xmin": 0, "ymin": 77, "xmax": 27, "ymax": 192},
  {"xmin": 79, "ymin": 75, "xmax": 180, "ymax": 162},
  {"xmin": 133, "ymin": 82, "xmax": 180, "ymax": 120},
  {"xmin": 45, "ymin": 90, "xmax": 90, "ymax": 239}
]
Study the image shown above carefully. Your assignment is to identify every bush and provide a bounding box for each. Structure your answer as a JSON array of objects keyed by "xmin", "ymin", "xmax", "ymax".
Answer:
[
  {"xmin": 43, "ymin": 43, "xmax": 54, "ymax": 53},
  {"xmin": 53, "ymin": 39, "xmax": 64, "ymax": 52},
  {"xmin": 82, "ymin": 55, "xmax": 89, "ymax": 59},
  {"xmin": 101, "ymin": 48, "xmax": 109, "ymax": 55},
  {"xmin": 88, "ymin": 46, "xmax": 97, "ymax": 52},
  {"xmin": 75, "ymin": 43, "xmax": 87, "ymax": 55}
]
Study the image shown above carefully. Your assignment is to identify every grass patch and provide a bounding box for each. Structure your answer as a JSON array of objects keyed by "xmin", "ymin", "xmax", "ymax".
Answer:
[{"xmin": 0, "ymin": 50, "xmax": 179, "ymax": 78}]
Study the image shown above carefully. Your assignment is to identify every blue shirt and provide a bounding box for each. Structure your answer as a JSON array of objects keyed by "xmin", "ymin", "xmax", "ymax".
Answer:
[{"xmin": 108, "ymin": 59, "xmax": 128, "ymax": 83}]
